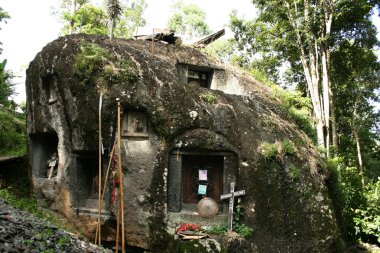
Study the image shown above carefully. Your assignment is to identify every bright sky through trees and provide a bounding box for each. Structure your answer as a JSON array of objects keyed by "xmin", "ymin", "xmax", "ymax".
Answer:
[{"xmin": 0, "ymin": 0, "xmax": 256, "ymax": 103}]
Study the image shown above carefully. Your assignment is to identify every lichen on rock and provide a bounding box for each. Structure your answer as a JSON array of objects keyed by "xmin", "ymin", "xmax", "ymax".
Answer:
[{"xmin": 26, "ymin": 34, "xmax": 343, "ymax": 252}]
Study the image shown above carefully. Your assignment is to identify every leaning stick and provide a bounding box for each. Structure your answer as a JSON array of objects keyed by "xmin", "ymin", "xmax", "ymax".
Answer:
[
  {"xmin": 97, "ymin": 92, "xmax": 103, "ymax": 246},
  {"xmin": 117, "ymin": 99, "xmax": 125, "ymax": 253},
  {"xmin": 94, "ymin": 144, "xmax": 115, "ymax": 245}
]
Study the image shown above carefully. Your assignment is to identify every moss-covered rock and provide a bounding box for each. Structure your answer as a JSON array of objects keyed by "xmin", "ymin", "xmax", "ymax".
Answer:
[{"xmin": 26, "ymin": 34, "xmax": 343, "ymax": 252}]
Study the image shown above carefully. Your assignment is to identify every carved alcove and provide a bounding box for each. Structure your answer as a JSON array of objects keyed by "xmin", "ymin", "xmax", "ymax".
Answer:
[
  {"xmin": 41, "ymin": 75, "xmax": 58, "ymax": 104},
  {"xmin": 73, "ymin": 150, "xmax": 101, "ymax": 210},
  {"xmin": 121, "ymin": 110, "xmax": 149, "ymax": 138},
  {"xmin": 29, "ymin": 132, "xmax": 58, "ymax": 178},
  {"xmin": 177, "ymin": 64, "xmax": 215, "ymax": 89},
  {"xmin": 168, "ymin": 150, "xmax": 238, "ymax": 214}
]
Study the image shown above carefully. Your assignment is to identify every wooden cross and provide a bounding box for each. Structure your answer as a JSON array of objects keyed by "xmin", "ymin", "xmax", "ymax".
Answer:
[{"xmin": 220, "ymin": 182, "xmax": 246, "ymax": 232}]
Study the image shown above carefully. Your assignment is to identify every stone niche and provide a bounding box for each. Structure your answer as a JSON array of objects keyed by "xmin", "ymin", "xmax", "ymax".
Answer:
[
  {"xmin": 29, "ymin": 132, "xmax": 58, "ymax": 178},
  {"xmin": 177, "ymin": 63, "xmax": 225, "ymax": 89},
  {"xmin": 71, "ymin": 150, "xmax": 108, "ymax": 215},
  {"xmin": 121, "ymin": 110, "xmax": 149, "ymax": 138},
  {"xmin": 41, "ymin": 75, "xmax": 58, "ymax": 105},
  {"xmin": 168, "ymin": 150, "xmax": 237, "ymax": 225}
]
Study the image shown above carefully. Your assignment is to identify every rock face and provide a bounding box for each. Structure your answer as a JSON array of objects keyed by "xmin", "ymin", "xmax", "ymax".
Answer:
[
  {"xmin": 26, "ymin": 34, "xmax": 342, "ymax": 252},
  {"xmin": 0, "ymin": 197, "xmax": 111, "ymax": 253}
]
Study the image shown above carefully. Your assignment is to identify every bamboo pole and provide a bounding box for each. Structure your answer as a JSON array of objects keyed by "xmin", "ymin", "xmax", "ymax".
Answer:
[
  {"xmin": 116, "ymin": 98, "xmax": 125, "ymax": 253},
  {"xmin": 94, "ymin": 144, "xmax": 115, "ymax": 244},
  {"xmin": 97, "ymin": 92, "xmax": 103, "ymax": 246},
  {"xmin": 116, "ymin": 200, "xmax": 120, "ymax": 252}
]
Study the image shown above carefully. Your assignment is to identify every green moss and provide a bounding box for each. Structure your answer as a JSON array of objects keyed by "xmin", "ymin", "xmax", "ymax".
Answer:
[
  {"xmin": 260, "ymin": 139, "xmax": 297, "ymax": 160},
  {"xmin": 249, "ymin": 69, "xmax": 317, "ymax": 143},
  {"xmin": 260, "ymin": 142, "xmax": 278, "ymax": 159},
  {"xmin": 57, "ymin": 236, "xmax": 70, "ymax": 246},
  {"xmin": 74, "ymin": 42, "xmax": 137, "ymax": 88},
  {"xmin": 200, "ymin": 92, "xmax": 217, "ymax": 104},
  {"xmin": 74, "ymin": 43, "xmax": 109, "ymax": 84},
  {"xmin": 283, "ymin": 138, "xmax": 297, "ymax": 155},
  {"xmin": 289, "ymin": 164, "xmax": 300, "ymax": 180}
]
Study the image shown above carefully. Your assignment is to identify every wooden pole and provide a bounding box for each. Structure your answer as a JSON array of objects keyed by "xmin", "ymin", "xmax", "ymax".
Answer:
[
  {"xmin": 116, "ymin": 98, "xmax": 125, "ymax": 253},
  {"xmin": 97, "ymin": 92, "xmax": 103, "ymax": 246},
  {"xmin": 116, "ymin": 198, "xmax": 120, "ymax": 252},
  {"xmin": 94, "ymin": 144, "xmax": 115, "ymax": 244}
]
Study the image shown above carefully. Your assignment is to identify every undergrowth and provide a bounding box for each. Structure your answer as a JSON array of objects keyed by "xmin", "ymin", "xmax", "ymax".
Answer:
[
  {"xmin": 250, "ymin": 69, "xmax": 317, "ymax": 143},
  {"xmin": 74, "ymin": 42, "xmax": 138, "ymax": 88},
  {"xmin": 0, "ymin": 178, "xmax": 70, "ymax": 231},
  {"xmin": 0, "ymin": 107, "xmax": 26, "ymax": 156},
  {"xmin": 327, "ymin": 158, "xmax": 380, "ymax": 245}
]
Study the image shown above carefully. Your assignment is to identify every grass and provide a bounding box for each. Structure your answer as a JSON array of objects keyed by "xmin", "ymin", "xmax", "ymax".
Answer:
[
  {"xmin": 249, "ymin": 69, "xmax": 317, "ymax": 143},
  {"xmin": 0, "ymin": 179, "xmax": 71, "ymax": 231},
  {"xmin": 200, "ymin": 92, "xmax": 217, "ymax": 104}
]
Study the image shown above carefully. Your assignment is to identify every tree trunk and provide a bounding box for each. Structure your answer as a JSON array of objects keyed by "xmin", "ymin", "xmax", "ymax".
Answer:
[
  {"xmin": 322, "ymin": 48, "xmax": 330, "ymax": 158},
  {"xmin": 321, "ymin": 0, "xmax": 333, "ymax": 158},
  {"xmin": 110, "ymin": 18, "xmax": 114, "ymax": 39},
  {"xmin": 330, "ymin": 92, "xmax": 338, "ymax": 157},
  {"xmin": 285, "ymin": 0, "xmax": 325, "ymax": 147},
  {"xmin": 353, "ymin": 127, "xmax": 365, "ymax": 189}
]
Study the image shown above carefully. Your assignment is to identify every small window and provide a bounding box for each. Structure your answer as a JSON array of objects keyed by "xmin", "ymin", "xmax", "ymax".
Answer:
[
  {"xmin": 121, "ymin": 110, "xmax": 149, "ymax": 137},
  {"xmin": 177, "ymin": 64, "xmax": 214, "ymax": 88},
  {"xmin": 187, "ymin": 69, "xmax": 210, "ymax": 88}
]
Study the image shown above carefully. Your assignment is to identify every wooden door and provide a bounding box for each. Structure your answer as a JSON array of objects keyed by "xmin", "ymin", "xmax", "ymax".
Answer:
[{"xmin": 182, "ymin": 155, "xmax": 223, "ymax": 204}]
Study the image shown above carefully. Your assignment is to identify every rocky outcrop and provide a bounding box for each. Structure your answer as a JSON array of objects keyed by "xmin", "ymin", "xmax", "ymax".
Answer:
[
  {"xmin": 0, "ymin": 197, "xmax": 111, "ymax": 253},
  {"xmin": 26, "ymin": 34, "xmax": 343, "ymax": 252}
]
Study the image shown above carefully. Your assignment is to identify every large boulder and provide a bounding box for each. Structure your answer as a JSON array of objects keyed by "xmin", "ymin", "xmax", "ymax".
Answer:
[{"xmin": 26, "ymin": 34, "xmax": 342, "ymax": 252}]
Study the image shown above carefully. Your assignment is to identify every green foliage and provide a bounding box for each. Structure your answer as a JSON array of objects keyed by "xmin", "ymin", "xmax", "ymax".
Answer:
[
  {"xmin": 201, "ymin": 39, "xmax": 236, "ymax": 63},
  {"xmin": 353, "ymin": 179, "xmax": 380, "ymax": 243},
  {"xmin": 0, "ymin": 108, "xmax": 26, "ymax": 156},
  {"xmin": 0, "ymin": 187, "xmax": 41, "ymax": 216},
  {"xmin": 282, "ymin": 139, "xmax": 296, "ymax": 155},
  {"xmin": 249, "ymin": 69, "xmax": 317, "ymax": 142},
  {"xmin": 327, "ymin": 158, "xmax": 380, "ymax": 244},
  {"xmin": 0, "ymin": 7, "xmax": 10, "ymax": 54},
  {"xmin": 233, "ymin": 199, "xmax": 252, "ymax": 238},
  {"xmin": 58, "ymin": 236, "xmax": 71, "ymax": 246},
  {"xmin": 74, "ymin": 43, "xmax": 109, "ymax": 83},
  {"xmin": 168, "ymin": 0, "xmax": 211, "ymax": 40},
  {"xmin": 289, "ymin": 164, "xmax": 299, "ymax": 180},
  {"xmin": 200, "ymin": 92, "xmax": 216, "ymax": 104},
  {"xmin": 259, "ymin": 139, "xmax": 297, "ymax": 160},
  {"xmin": 0, "ymin": 59, "xmax": 15, "ymax": 107},
  {"xmin": 260, "ymin": 142, "xmax": 278, "ymax": 159},
  {"xmin": 114, "ymin": 0, "xmax": 147, "ymax": 39},
  {"xmin": 106, "ymin": 0, "xmax": 122, "ymax": 39},
  {"xmin": 61, "ymin": 3, "xmax": 108, "ymax": 35},
  {"xmin": 203, "ymin": 224, "xmax": 227, "ymax": 235},
  {"xmin": 55, "ymin": 0, "xmax": 146, "ymax": 39},
  {"xmin": 0, "ymin": 185, "xmax": 70, "ymax": 231},
  {"xmin": 74, "ymin": 42, "xmax": 137, "ymax": 87}
]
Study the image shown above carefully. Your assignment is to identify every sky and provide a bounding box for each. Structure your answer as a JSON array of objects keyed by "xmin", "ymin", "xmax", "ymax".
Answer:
[
  {"xmin": 0, "ymin": 0, "xmax": 256, "ymax": 103},
  {"xmin": 0, "ymin": 1, "xmax": 379, "ymax": 104}
]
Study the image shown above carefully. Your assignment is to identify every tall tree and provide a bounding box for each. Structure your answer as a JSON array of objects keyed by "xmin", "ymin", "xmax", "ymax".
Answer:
[
  {"xmin": 0, "ymin": 7, "xmax": 13, "ymax": 107},
  {"xmin": 168, "ymin": 0, "xmax": 211, "ymax": 41},
  {"xmin": 230, "ymin": 0, "xmax": 380, "ymax": 159},
  {"xmin": 60, "ymin": 2, "xmax": 108, "ymax": 35},
  {"xmin": 55, "ymin": 0, "xmax": 146, "ymax": 39},
  {"xmin": 0, "ymin": 7, "xmax": 10, "ymax": 54},
  {"xmin": 106, "ymin": 0, "xmax": 122, "ymax": 39},
  {"xmin": 114, "ymin": 0, "xmax": 147, "ymax": 38}
]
